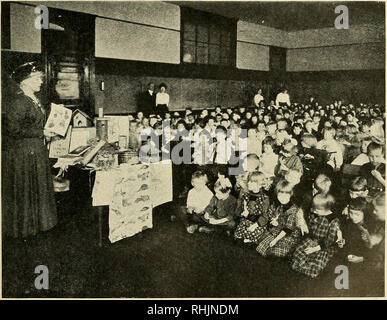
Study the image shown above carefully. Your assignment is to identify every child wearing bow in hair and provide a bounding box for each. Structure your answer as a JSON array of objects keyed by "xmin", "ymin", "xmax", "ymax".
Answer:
[{"xmin": 234, "ymin": 171, "xmax": 270, "ymax": 244}]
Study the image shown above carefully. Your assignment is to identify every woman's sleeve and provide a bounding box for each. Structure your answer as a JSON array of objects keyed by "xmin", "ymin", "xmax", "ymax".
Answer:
[
  {"xmin": 166, "ymin": 93, "xmax": 170, "ymax": 107},
  {"xmin": 3, "ymin": 96, "xmax": 43, "ymax": 139}
]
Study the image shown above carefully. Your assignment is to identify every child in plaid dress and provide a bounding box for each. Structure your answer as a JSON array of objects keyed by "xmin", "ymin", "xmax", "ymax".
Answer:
[
  {"xmin": 291, "ymin": 194, "xmax": 345, "ymax": 278},
  {"xmin": 256, "ymin": 180, "xmax": 302, "ymax": 257},
  {"xmin": 234, "ymin": 172, "xmax": 270, "ymax": 243}
]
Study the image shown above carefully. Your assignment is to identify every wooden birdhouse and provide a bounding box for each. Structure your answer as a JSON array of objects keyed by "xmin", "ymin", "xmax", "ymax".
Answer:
[{"xmin": 72, "ymin": 109, "xmax": 93, "ymax": 128}]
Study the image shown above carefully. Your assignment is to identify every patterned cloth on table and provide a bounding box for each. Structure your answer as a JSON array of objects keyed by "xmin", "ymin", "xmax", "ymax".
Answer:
[
  {"xmin": 256, "ymin": 202, "xmax": 300, "ymax": 257},
  {"xmin": 234, "ymin": 190, "xmax": 269, "ymax": 243},
  {"xmin": 290, "ymin": 212, "xmax": 341, "ymax": 278}
]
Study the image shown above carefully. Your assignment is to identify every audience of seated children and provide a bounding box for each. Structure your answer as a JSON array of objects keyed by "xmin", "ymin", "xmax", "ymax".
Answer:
[{"xmin": 131, "ymin": 96, "xmax": 385, "ymax": 279}]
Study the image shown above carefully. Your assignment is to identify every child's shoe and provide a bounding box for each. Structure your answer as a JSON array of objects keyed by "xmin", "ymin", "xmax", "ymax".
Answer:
[
  {"xmin": 186, "ymin": 224, "xmax": 199, "ymax": 234},
  {"xmin": 198, "ymin": 226, "xmax": 214, "ymax": 233}
]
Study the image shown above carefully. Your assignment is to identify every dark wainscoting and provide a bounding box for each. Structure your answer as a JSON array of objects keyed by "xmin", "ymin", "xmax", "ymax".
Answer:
[
  {"xmin": 2, "ymin": 50, "xmax": 384, "ymax": 113},
  {"xmin": 95, "ymin": 57, "xmax": 275, "ymax": 81}
]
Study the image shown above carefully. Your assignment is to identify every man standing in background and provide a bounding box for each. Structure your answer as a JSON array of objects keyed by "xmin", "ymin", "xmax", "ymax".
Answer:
[{"xmin": 138, "ymin": 82, "xmax": 156, "ymax": 116}]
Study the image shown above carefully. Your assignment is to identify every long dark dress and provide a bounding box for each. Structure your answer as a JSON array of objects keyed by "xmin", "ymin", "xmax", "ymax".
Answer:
[{"xmin": 2, "ymin": 90, "xmax": 57, "ymax": 238}]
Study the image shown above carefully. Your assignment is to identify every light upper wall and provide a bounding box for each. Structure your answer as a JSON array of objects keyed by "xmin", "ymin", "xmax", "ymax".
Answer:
[
  {"xmin": 287, "ymin": 42, "xmax": 385, "ymax": 71},
  {"xmin": 6, "ymin": 3, "xmax": 41, "ymax": 53},
  {"xmin": 9, "ymin": 2, "xmax": 386, "ymax": 72},
  {"xmin": 236, "ymin": 21, "xmax": 287, "ymax": 71},
  {"xmin": 95, "ymin": 17, "xmax": 180, "ymax": 63},
  {"xmin": 286, "ymin": 24, "xmax": 385, "ymax": 71},
  {"xmin": 285, "ymin": 24, "xmax": 385, "ymax": 48},
  {"xmin": 236, "ymin": 42, "xmax": 269, "ymax": 71},
  {"xmin": 29, "ymin": 1, "xmax": 180, "ymax": 30},
  {"xmin": 24, "ymin": 1, "xmax": 181, "ymax": 63},
  {"xmin": 237, "ymin": 21, "xmax": 288, "ymax": 47}
]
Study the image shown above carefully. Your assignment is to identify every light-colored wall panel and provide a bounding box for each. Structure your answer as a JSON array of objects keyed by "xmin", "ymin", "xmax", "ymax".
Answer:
[
  {"xmin": 237, "ymin": 20, "xmax": 287, "ymax": 47},
  {"xmin": 236, "ymin": 42, "xmax": 269, "ymax": 71},
  {"xmin": 30, "ymin": 1, "xmax": 180, "ymax": 30},
  {"xmin": 9, "ymin": 3, "xmax": 41, "ymax": 53},
  {"xmin": 95, "ymin": 18, "xmax": 180, "ymax": 64},
  {"xmin": 287, "ymin": 42, "xmax": 385, "ymax": 71},
  {"xmin": 286, "ymin": 24, "xmax": 384, "ymax": 48}
]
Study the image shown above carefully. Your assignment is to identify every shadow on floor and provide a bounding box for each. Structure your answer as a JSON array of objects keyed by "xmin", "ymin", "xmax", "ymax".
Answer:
[{"xmin": 2, "ymin": 201, "xmax": 384, "ymax": 298}]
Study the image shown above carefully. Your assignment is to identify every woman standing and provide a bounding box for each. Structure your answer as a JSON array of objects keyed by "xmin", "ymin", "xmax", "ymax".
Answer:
[
  {"xmin": 2, "ymin": 62, "xmax": 58, "ymax": 238},
  {"xmin": 155, "ymin": 83, "xmax": 170, "ymax": 117}
]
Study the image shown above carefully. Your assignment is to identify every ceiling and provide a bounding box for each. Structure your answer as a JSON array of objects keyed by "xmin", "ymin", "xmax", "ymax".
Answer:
[{"xmin": 172, "ymin": 1, "xmax": 385, "ymax": 31}]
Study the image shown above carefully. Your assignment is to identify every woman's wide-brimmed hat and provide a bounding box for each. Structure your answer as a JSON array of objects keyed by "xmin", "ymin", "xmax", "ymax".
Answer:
[{"xmin": 11, "ymin": 61, "xmax": 43, "ymax": 84}]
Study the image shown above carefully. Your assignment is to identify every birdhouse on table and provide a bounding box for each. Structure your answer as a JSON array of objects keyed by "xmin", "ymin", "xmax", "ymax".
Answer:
[{"xmin": 72, "ymin": 109, "xmax": 93, "ymax": 127}]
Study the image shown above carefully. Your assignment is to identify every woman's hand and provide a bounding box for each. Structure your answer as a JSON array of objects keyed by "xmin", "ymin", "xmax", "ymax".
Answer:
[{"xmin": 44, "ymin": 129, "xmax": 57, "ymax": 138}]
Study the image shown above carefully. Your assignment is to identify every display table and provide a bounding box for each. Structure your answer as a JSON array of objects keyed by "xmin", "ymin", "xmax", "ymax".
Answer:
[{"xmin": 91, "ymin": 160, "xmax": 172, "ymax": 246}]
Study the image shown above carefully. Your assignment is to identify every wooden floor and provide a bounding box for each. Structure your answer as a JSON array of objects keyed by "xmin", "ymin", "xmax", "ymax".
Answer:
[{"xmin": 2, "ymin": 196, "xmax": 384, "ymax": 298}]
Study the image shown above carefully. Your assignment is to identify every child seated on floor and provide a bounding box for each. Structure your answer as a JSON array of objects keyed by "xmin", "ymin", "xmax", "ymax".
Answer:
[
  {"xmin": 365, "ymin": 192, "xmax": 385, "ymax": 270},
  {"xmin": 291, "ymin": 194, "xmax": 345, "ymax": 278},
  {"xmin": 256, "ymin": 179, "xmax": 302, "ymax": 257},
  {"xmin": 342, "ymin": 197, "xmax": 371, "ymax": 265},
  {"xmin": 202, "ymin": 176, "xmax": 237, "ymax": 234},
  {"xmin": 234, "ymin": 171, "xmax": 270, "ymax": 244},
  {"xmin": 185, "ymin": 171, "xmax": 214, "ymax": 234},
  {"xmin": 235, "ymin": 153, "xmax": 261, "ymax": 192}
]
